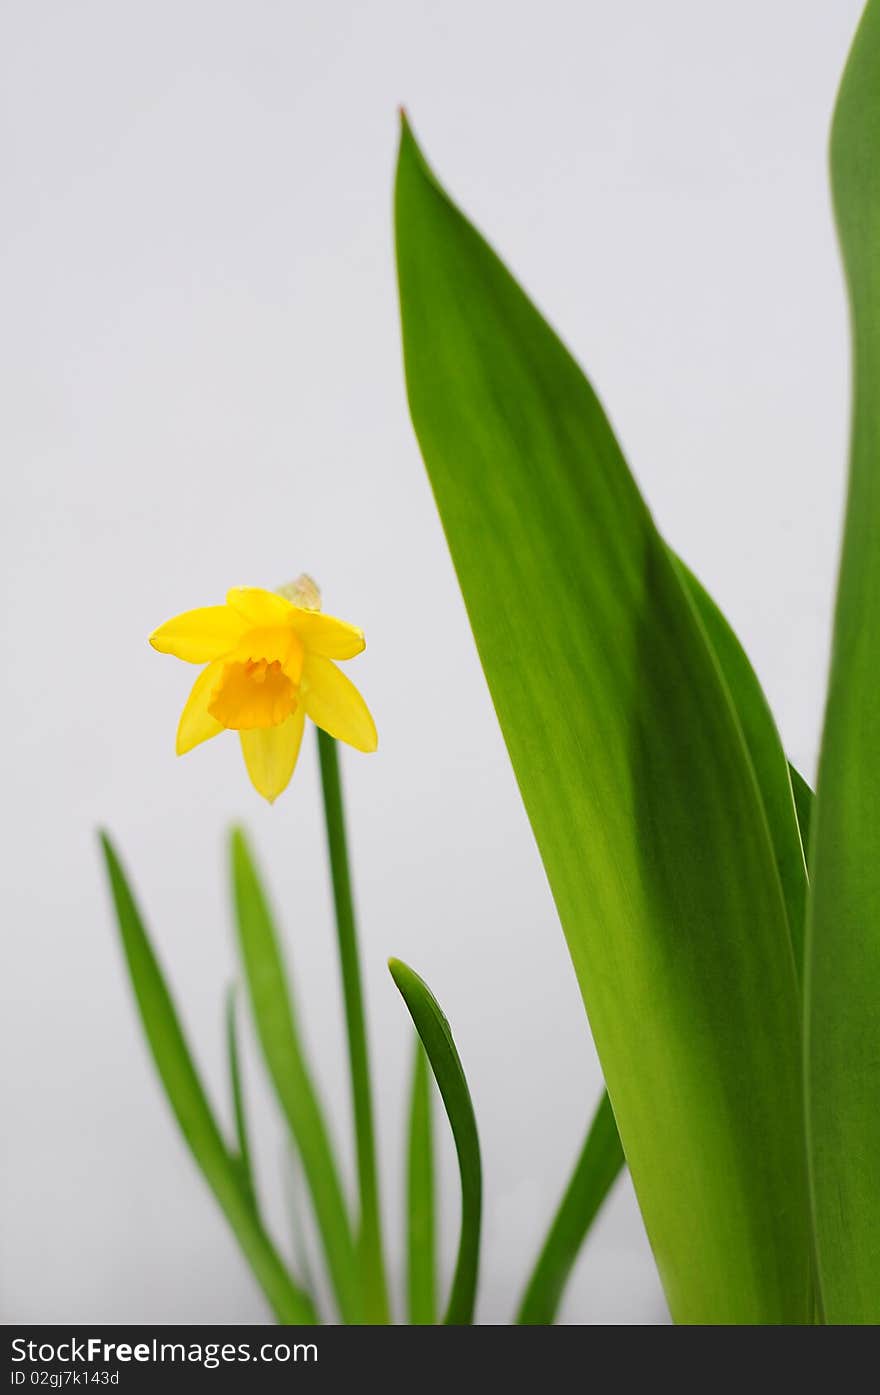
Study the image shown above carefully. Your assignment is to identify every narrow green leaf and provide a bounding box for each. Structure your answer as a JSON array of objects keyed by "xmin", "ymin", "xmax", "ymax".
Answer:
[
  {"xmin": 406, "ymin": 1039, "xmax": 436, "ymax": 1324},
  {"xmin": 788, "ymin": 765, "xmax": 813, "ymax": 871},
  {"xmin": 388, "ymin": 959, "xmax": 481, "ymax": 1325},
  {"xmin": 807, "ymin": 0, "xmax": 880, "ymax": 1324},
  {"xmin": 283, "ymin": 1145, "xmax": 319, "ymax": 1316},
  {"xmin": 673, "ymin": 556, "xmax": 808, "ymax": 978},
  {"xmin": 225, "ymin": 984, "xmax": 257, "ymax": 1215},
  {"xmin": 99, "ymin": 832, "xmax": 317, "ymax": 1325},
  {"xmin": 230, "ymin": 827, "xmax": 362, "ymax": 1323},
  {"xmin": 517, "ymin": 1089, "xmax": 624, "ymax": 1325},
  {"xmin": 395, "ymin": 117, "xmax": 813, "ymax": 1322}
]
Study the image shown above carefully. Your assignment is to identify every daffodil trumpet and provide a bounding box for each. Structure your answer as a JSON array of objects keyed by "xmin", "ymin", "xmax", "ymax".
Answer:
[{"xmin": 149, "ymin": 576, "xmax": 377, "ymax": 803}]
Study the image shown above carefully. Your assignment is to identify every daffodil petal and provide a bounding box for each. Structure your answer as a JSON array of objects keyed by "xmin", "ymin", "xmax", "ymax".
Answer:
[
  {"xmin": 150, "ymin": 606, "xmax": 248, "ymax": 663},
  {"xmin": 239, "ymin": 706, "xmax": 306, "ymax": 802},
  {"xmin": 290, "ymin": 609, "xmax": 366, "ymax": 660},
  {"xmin": 301, "ymin": 654, "xmax": 377, "ymax": 752},
  {"xmin": 226, "ymin": 587, "xmax": 294, "ymax": 627},
  {"xmin": 177, "ymin": 661, "xmax": 226, "ymax": 754}
]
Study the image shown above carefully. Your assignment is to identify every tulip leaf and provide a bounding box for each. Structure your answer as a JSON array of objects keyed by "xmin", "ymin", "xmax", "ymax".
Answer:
[
  {"xmin": 673, "ymin": 556, "xmax": 808, "ymax": 977},
  {"xmin": 230, "ymin": 827, "xmax": 362, "ymax": 1323},
  {"xmin": 389, "ymin": 959, "xmax": 481, "ymax": 1325},
  {"xmin": 100, "ymin": 832, "xmax": 317, "ymax": 1325},
  {"xmin": 406, "ymin": 1038, "xmax": 437, "ymax": 1324},
  {"xmin": 517, "ymin": 1089, "xmax": 625, "ymax": 1325},
  {"xmin": 807, "ymin": 0, "xmax": 880, "ymax": 1324},
  {"xmin": 395, "ymin": 117, "xmax": 813, "ymax": 1322}
]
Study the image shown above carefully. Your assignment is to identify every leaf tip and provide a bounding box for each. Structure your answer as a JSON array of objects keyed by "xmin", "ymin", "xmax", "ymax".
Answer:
[{"xmin": 97, "ymin": 827, "xmax": 117, "ymax": 869}]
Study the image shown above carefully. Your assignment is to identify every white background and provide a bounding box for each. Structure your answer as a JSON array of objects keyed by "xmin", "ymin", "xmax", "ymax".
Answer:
[{"xmin": 1, "ymin": 0, "xmax": 863, "ymax": 1324}]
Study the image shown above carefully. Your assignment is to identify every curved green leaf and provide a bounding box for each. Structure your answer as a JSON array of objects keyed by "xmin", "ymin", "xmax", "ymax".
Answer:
[
  {"xmin": 100, "ymin": 832, "xmax": 317, "ymax": 1325},
  {"xmin": 517, "ymin": 1089, "xmax": 624, "ymax": 1325},
  {"xmin": 807, "ymin": 0, "xmax": 880, "ymax": 1324},
  {"xmin": 674, "ymin": 557, "xmax": 808, "ymax": 978},
  {"xmin": 388, "ymin": 959, "xmax": 481, "ymax": 1325},
  {"xmin": 406, "ymin": 1039, "xmax": 437, "ymax": 1324},
  {"xmin": 395, "ymin": 117, "xmax": 813, "ymax": 1322},
  {"xmin": 230, "ymin": 828, "xmax": 361, "ymax": 1323}
]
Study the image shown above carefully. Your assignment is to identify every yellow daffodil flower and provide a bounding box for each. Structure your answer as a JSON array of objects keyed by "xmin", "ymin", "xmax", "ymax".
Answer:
[{"xmin": 149, "ymin": 576, "xmax": 376, "ymax": 803}]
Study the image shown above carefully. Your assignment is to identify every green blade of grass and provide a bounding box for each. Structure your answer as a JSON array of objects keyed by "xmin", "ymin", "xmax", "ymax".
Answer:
[
  {"xmin": 225, "ymin": 984, "xmax": 258, "ymax": 1215},
  {"xmin": 517, "ymin": 1089, "xmax": 624, "ymax": 1325},
  {"xmin": 673, "ymin": 556, "xmax": 808, "ymax": 978},
  {"xmin": 230, "ymin": 827, "xmax": 362, "ymax": 1323},
  {"xmin": 99, "ymin": 832, "xmax": 317, "ymax": 1325},
  {"xmin": 406, "ymin": 1038, "xmax": 436, "ymax": 1324},
  {"xmin": 807, "ymin": 0, "xmax": 880, "ymax": 1324},
  {"xmin": 395, "ymin": 117, "xmax": 813, "ymax": 1322},
  {"xmin": 389, "ymin": 959, "xmax": 481, "ymax": 1325}
]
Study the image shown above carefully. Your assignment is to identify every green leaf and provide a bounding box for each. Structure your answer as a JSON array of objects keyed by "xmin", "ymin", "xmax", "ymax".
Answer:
[
  {"xmin": 517, "ymin": 1089, "xmax": 624, "ymax": 1325},
  {"xmin": 230, "ymin": 827, "xmax": 362, "ymax": 1323},
  {"xmin": 388, "ymin": 959, "xmax": 481, "ymax": 1325},
  {"xmin": 788, "ymin": 765, "xmax": 813, "ymax": 872},
  {"xmin": 406, "ymin": 1038, "xmax": 437, "ymax": 1324},
  {"xmin": 807, "ymin": 0, "xmax": 880, "ymax": 1324},
  {"xmin": 283, "ymin": 1145, "xmax": 320, "ymax": 1316},
  {"xmin": 99, "ymin": 832, "xmax": 317, "ymax": 1325},
  {"xmin": 673, "ymin": 556, "xmax": 808, "ymax": 978},
  {"xmin": 395, "ymin": 117, "xmax": 813, "ymax": 1322},
  {"xmin": 225, "ymin": 984, "xmax": 258, "ymax": 1215}
]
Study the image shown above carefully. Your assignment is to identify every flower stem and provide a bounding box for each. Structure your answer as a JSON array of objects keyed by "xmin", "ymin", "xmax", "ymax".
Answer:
[{"xmin": 316, "ymin": 728, "xmax": 390, "ymax": 1323}]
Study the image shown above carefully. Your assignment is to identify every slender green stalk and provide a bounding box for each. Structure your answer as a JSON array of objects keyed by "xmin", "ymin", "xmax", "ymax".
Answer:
[{"xmin": 316, "ymin": 728, "xmax": 390, "ymax": 1323}]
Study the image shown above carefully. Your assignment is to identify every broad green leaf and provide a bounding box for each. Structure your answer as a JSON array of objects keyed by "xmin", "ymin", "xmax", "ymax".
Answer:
[
  {"xmin": 807, "ymin": 0, "xmax": 880, "ymax": 1324},
  {"xmin": 788, "ymin": 765, "xmax": 814, "ymax": 871},
  {"xmin": 517, "ymin": 1089, "xmax": 624, "ymax": 1325},
  {"xmin": 674, "ymin": 557, "xmax": 808, "ymax": 977},
  {"xmin": 225, "ymin": 984, "xmax": 258, "ymax": 1215},
  {"xmin": 100, "ymin": 832, "xmax": 316, "ymax": 1325},
  {"xmin": 406, "ymin": 1038, "xmax": 437, "ymax": 1324},
  {"xmin": 230, "ymin": 828, "xmax": 361, "ymax": 1323},
  {"xmin": 395, "ymin": 118, "xmax": 813, "ymax": 1322},
  {"xmin": 388, "ymin": 959, "xmax": 481, "ymax": 1325}
]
